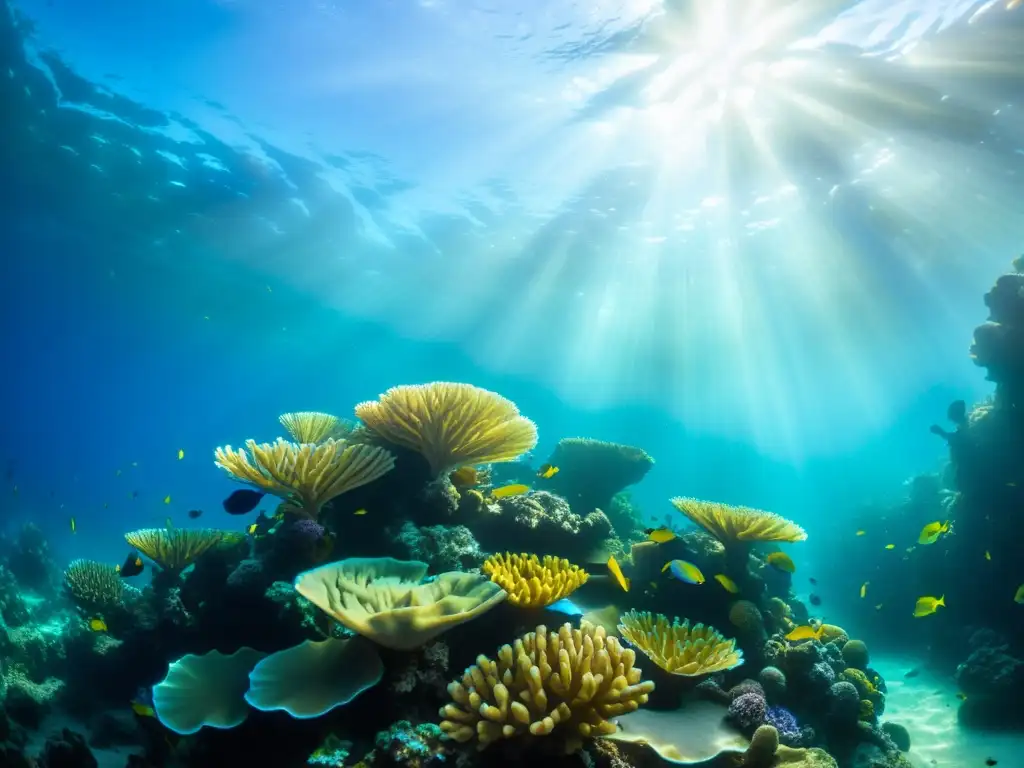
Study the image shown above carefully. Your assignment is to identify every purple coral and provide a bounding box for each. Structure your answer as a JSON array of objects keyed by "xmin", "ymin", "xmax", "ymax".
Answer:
[
  {"xmin": 765, "ymin": 706, "xmax": 800, "ymax": 743},
  {"xmin": 728, "ymin": 691, "xmax": 767, "ymax": 733},
  {"xmin": 728, "ymin": 679, "xmax": 765, "ymax": 701},
  {"xmin": 286, "ymin": 519, "xmax": 326, "ymax": 542},
  {"xmin": 808, "ymin": 661, "xmax": 837, "ymax": 690}
]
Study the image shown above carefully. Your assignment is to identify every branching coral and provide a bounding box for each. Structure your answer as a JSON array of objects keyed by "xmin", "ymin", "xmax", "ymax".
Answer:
[
  {"xmin": 354, "ymin": 382, "xmax": 538, "ymax": 476},
  {"xmin": 482, "ymin": 553, "xmax": 589, "ymax": 608},
  {"xmin": 124, "ymin": 528, "xmax": 228, "ymax": 574},
  {"xmin": 617, "ymin": 609, "xmax": 743, "ymax": 676},
  {"xmin": 214, "ymin": 438, "xmax": 394, "ymax": 519},
  {"xmin": 439, "ymin": 621, "xmax": 654, "ymax": 752},
  {"xmin": 279, "ymin": 411, "xmax": 354, "ymax": 444},
  {"xmin": 63, "ymin": 559, "xmax": 123, "ymax": 610},
  {"xmin": 294, "ymin": 557, "xmax": 507, "ymax": 650},
  {"xmin": 669, "ymin": 498, "xmax": 807, "ymax": 544}
]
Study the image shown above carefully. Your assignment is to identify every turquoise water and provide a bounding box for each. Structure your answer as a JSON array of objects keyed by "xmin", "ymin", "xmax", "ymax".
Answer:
[{"xmin": 2, "ymin": 1, "xmax": 1024, "ymax": 766}]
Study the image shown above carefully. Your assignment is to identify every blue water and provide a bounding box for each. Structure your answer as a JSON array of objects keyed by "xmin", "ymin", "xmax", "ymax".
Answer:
[{"xmin": 1, "ymin": 0, "xmax": 1021, "ymax": 605}]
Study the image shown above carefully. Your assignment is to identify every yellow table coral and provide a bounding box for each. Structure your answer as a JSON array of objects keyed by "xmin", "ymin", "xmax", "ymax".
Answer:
[
  {"xmin": 354, "ymin": 382, "xmax": 538, "ymax": 476},
  {"xmin": 618, "ymin": 609, "xmax": 743, "ymax": 676},
  {"xmin": 439, "ymin": 621, "xmax": 654, "ymax": 753},
  {"xmin": 482, "ymin": 553, "xmax": 588, "ymax": 608},
  {"xmin": 669, "ymin": 497, "xmax": 807, "ymax": 544},
  {"xmin": 294, "ymin": 557, "xmax": 506, "ymax": 650}
]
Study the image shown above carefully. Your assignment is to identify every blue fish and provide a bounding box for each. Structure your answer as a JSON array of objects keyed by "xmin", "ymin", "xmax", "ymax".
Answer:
[
  {"xmin": 664, "ymin": 559, "xmax": 705, "ymax": 585},
  {"xmin": 546, "ymin": 598, "xmax": 584, "ymax": 616}
]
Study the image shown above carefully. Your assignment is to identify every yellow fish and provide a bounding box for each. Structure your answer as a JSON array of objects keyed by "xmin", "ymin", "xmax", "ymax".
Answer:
[
  {"xmin": 490, "ymin": 483, "xmax": 530, "ymax": 499},
  {"xmin": 913, "ymin": 595, "xmax": 945, "ymax": 617},
  {"xmin": 88, "ymin": 617, "xmax": 108, "ymax": 632},
  {"xmin": 856, "ymin": 530, "xmax": 866, "ymax": 536},
  {"xmin": 353, "ymin": 509, "xmax": 368, "ymax": 516},
  {"xmin": 247, "ymin": 523, "xmax": 259, "ymax": 535},
  {"xmin": 918, "ymin": 520, "xmax": 950, "ymax": 546},
  {"xmin": 956, "ymin": 692, "xmax": 967, "ymax": 701},
  {"xmin": 645, "ymin": 527, "xmax": 676, "ymax": 544},
  {"xmin": 164, "ymin": 495, "xmax": 171, "ymax": 505},
  {"xmin": 766, "ymin": 552, "xmax": 795, "ymax": 573},
  {"xmin": 177, "ymin": 449, "xmax": 184, "ymax": 460},
  {"xmin": 70, "ymin": 517, "xmax": 76, "ymax": 534},
  {"xmin": 884, "ymin": 544, "xmax": 895, "ymax": 550},
  {"xmin": 607, "ymin": 555, "xmax": 630, "ymax": 592},
  {"xmin": 449, "ymin": 467, "xmax": 480, "ymax": 487},
  {"xmin": 875, "ymin": 603, "xmax": 884, "ymax": 611},
  {"xmin": 664, "ymin": 559, "xmax": 705, "ymax": 585},
  {"xmin": 985, "ymin": 550, "xmax": 992, "ymax": 561},
  {"xmin": 131, "ymin": 701, "xmax": 155, "ymax": 717},
  {"xmin": 714, "ymin": 574, "xmax": 740, "ymax": 594},
  {"xmin": 785, "ymin": 625, "xmax": 824, "ymax": 642},
  {"xmin": 1014, "ymin": 584, "xmax": 1024, "ymax": 604},
  {"xmin": 537, "ymin": 464, "xmax": 559, "ymax": 479},
  {"xmin": 860, "ymin": 582, "xmax": 868, "ymax": 599}
]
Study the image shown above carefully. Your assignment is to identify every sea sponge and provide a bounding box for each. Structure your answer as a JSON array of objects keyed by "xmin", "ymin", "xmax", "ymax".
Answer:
[
  {"xmin": 728, "ymin": 691, "xmax": 767, "ymax": 732},
  {"xmin": 124, "ymin": 528, "xmax": 229, "ymax": 574},
  {"xmin": 215, "ymin": 438, "xmax": 394, "ymax": 519},
  {"xmin": 541, "ymin": 438, "xmax": 654, "ymax": 512},
  {"xmin": 279, "ymin": 411, "xmax": 355, "ymax": 443},
  {"xmin": 438, "ymin": 621, "xmax": 654, "ymax": 752},
  {"xmin": 744, "ymin": 724, "xmax": 780, "ymax": 766},
  {"xmin": 62, "ymin": 559, "xmax": 123, "ymax": 610},
  {"xmin": 881, "ymin": 721, "xmax": 911, "ymax": 752},
  {"xmin": 758, "ymin": 666, "xmax": 787, "ymax": 702},
  {"xmin": 245, "ymin": 637, "xmax": 384, "ymax": 718},
  {"xmin": 482, "ymin": 553, "xmax": 588, "ymax": 608},
  {"xmin": 819, "ymin": 624, "xmax": 848, "ymax": 645},
  {"xmin": 858, "ymin": 699, "xmax": 874, "ymax": 721},
  {"xmin": 476, "ymin": 491, "xmax": 615, "ymax": 558},
  {"xmin": 294, "ymin": 557, "xmax": 506, "ymax": 650},
  {"xmin": 669, "ymin": 498, "xmax": 807, "ymax": 544},
  {"xmin": 841, "ymin": 639, "xmax": 869, "ymax": 671},
  {"xmin": 729, "ymin": 600, "xmax": 764, "ymax": 634},
  {"xmin": 617, "ymin": 609, "xmax": 743, "ymax": 676},
  {"xmin": 354, "ymin": 382, "xmax": 538, "ymax": 476}
]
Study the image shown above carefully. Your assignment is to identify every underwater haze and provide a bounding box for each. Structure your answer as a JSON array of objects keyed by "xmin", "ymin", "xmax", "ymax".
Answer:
[{"xmin": 1, "ymin": 1, "xmax": 1024, "ymax": 767}]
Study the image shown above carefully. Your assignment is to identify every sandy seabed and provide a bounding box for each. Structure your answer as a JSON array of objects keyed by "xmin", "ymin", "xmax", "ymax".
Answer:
[{"xmin": 874, "ymin": 655, "xmax": 1023, "ymax": 768}]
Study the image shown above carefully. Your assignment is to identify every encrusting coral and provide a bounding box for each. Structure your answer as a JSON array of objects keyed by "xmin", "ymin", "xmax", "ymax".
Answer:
[
  {"xmin": 62, "ymin": 559, "xmax": 123, "ymax": 610},
  {"xmin": 617, "ymin": 609, "xmax": 744, "ymax": 676},
  {"xmin": 215, "ymin": 438, "xmax": 395, "ymax": 520},
  {"xmin": 124, "ymin": 528, "xmax": 232, "ymax": 574},
  {"xmin": 354, "ymin": 382, "xmax": 538, "ymax": 477},
  {"xmin": 669, "ymin": 498, "xmax": 807, "ymax": 544},
  {"xmin": 293, "ymin": 557, "xmax": 507, "ymax": 650},
  {"xmin": 482, "ymin": 553, "xmax": 588, "ymax": 608},
  {"xmin": 438, "ymin": 620, "xmax": 655, "ymax": 752}
]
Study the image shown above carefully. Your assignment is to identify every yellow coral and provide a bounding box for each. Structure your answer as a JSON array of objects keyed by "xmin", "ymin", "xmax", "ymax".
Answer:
[
  {"xmin": 279, "ymin": 411, "xmax": 352, "ymax": 443},
  {"xmin": 819, "ymin": 624, "xmax": 848, "ymax": 644},
  {"xmin": 124, "ymin": 528, "xmax": 227, "ymax": 573},
  {"xmin": 669, "ymin": 498, "xmax": 807, "ymax": 544},
  {"xmin": 214, "ymin": 438, "xmax": 394, "ymax": 519},
  {"xmin": 618, "ymin": 610, "xmax": 743, "ymax": 676},
  {"xmin": 63, "ymin": 559, "xmax": 124, "ymax": 609},
  {"xmin": 482, "ymin": 553, "xmax": 589, "ymax": 608},
  {"xmin": 438, "ymin": 621, "xmax": 654, "ymax": 752},
  {"xmin": 354, "ymin": 382, "xmax": 538, "ymax": 476},
  {"xmin": 294, "ymin": 557, "xmax": 506, "ymax": 650}
]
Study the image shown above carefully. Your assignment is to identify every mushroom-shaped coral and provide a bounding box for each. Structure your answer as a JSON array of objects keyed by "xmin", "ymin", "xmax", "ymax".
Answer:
[
  {"xmin": 215, "ymin": 438, "xmax": 394, "ymax": 520},
  {"xmin": 438, "ymin": 621, "xmax": 654, "ymax": 752},
  {"xmin": 354, "ymin": 382, "xmax": 538, "ymax": 476},
  {"xmin": 63, "ymin": 559, "xmax": 124, "ymax": 611},
  {"xmin": 279, "ymin": 411, "xmax": 354, "ymax": 444},
  {"xmin": 482, "ymin": 553, "xmax": 588, "ymax": 608},
  {"xmin": 294, "ymin": 557, "xmax": 507, "ymax": 650},
  {"xmin": 669, "ymin": 498, "xmax": 807, "ymax": 544},
  {"xmin": 618, "ymin": 609, "xmax": 743, "ymax": 677},
  {"xmin": 541, "ymin": 438, "xmax": 654, "ymax": 512},
  {"xmin": 152, "ymin": 648, "xmax": 267, "ymax": 735},
  {"xmin": 124, "ymin": 528, "xmax": 230, "ymax": 574},
  {"xmin": 601, "ymin": 700, "xmax": 749, "ymax": 764},
  {"xmin": 245, "ymin": 636, "xmax": 383, "ymax": 718}
]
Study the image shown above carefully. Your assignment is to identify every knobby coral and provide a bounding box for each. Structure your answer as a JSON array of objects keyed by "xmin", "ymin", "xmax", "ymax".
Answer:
[
  {"xmin": 618, "ymin": 609, "xmax": 743, "ymax": 676},
  {"xmin": 354, "ymin": 382, "xmax": 538, "ymax": 476},
  {"xmin": 215, "ymin": 438, "xmax": 394, "ymax": 519},
  {"xmin": 124, "ymin": 528, "xmax": 229, "ymax": 574},
  {"xmin": 63, "ymin": 559, "xmax": 124, "ymax": 610},
  {"xmin": 482, "ymin": 553, "xmax": 588, "ymax": 608},
  {"xmin": 439, "ymin": 621, "xmax": 654, "ymax": 752},
  {"xmin": 294, "ymin": 557, "xmax": 506, "ymax": 650},
  {"xmin": 669, "ymin": 498, "xmax": 807, "ymax": 544}
]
